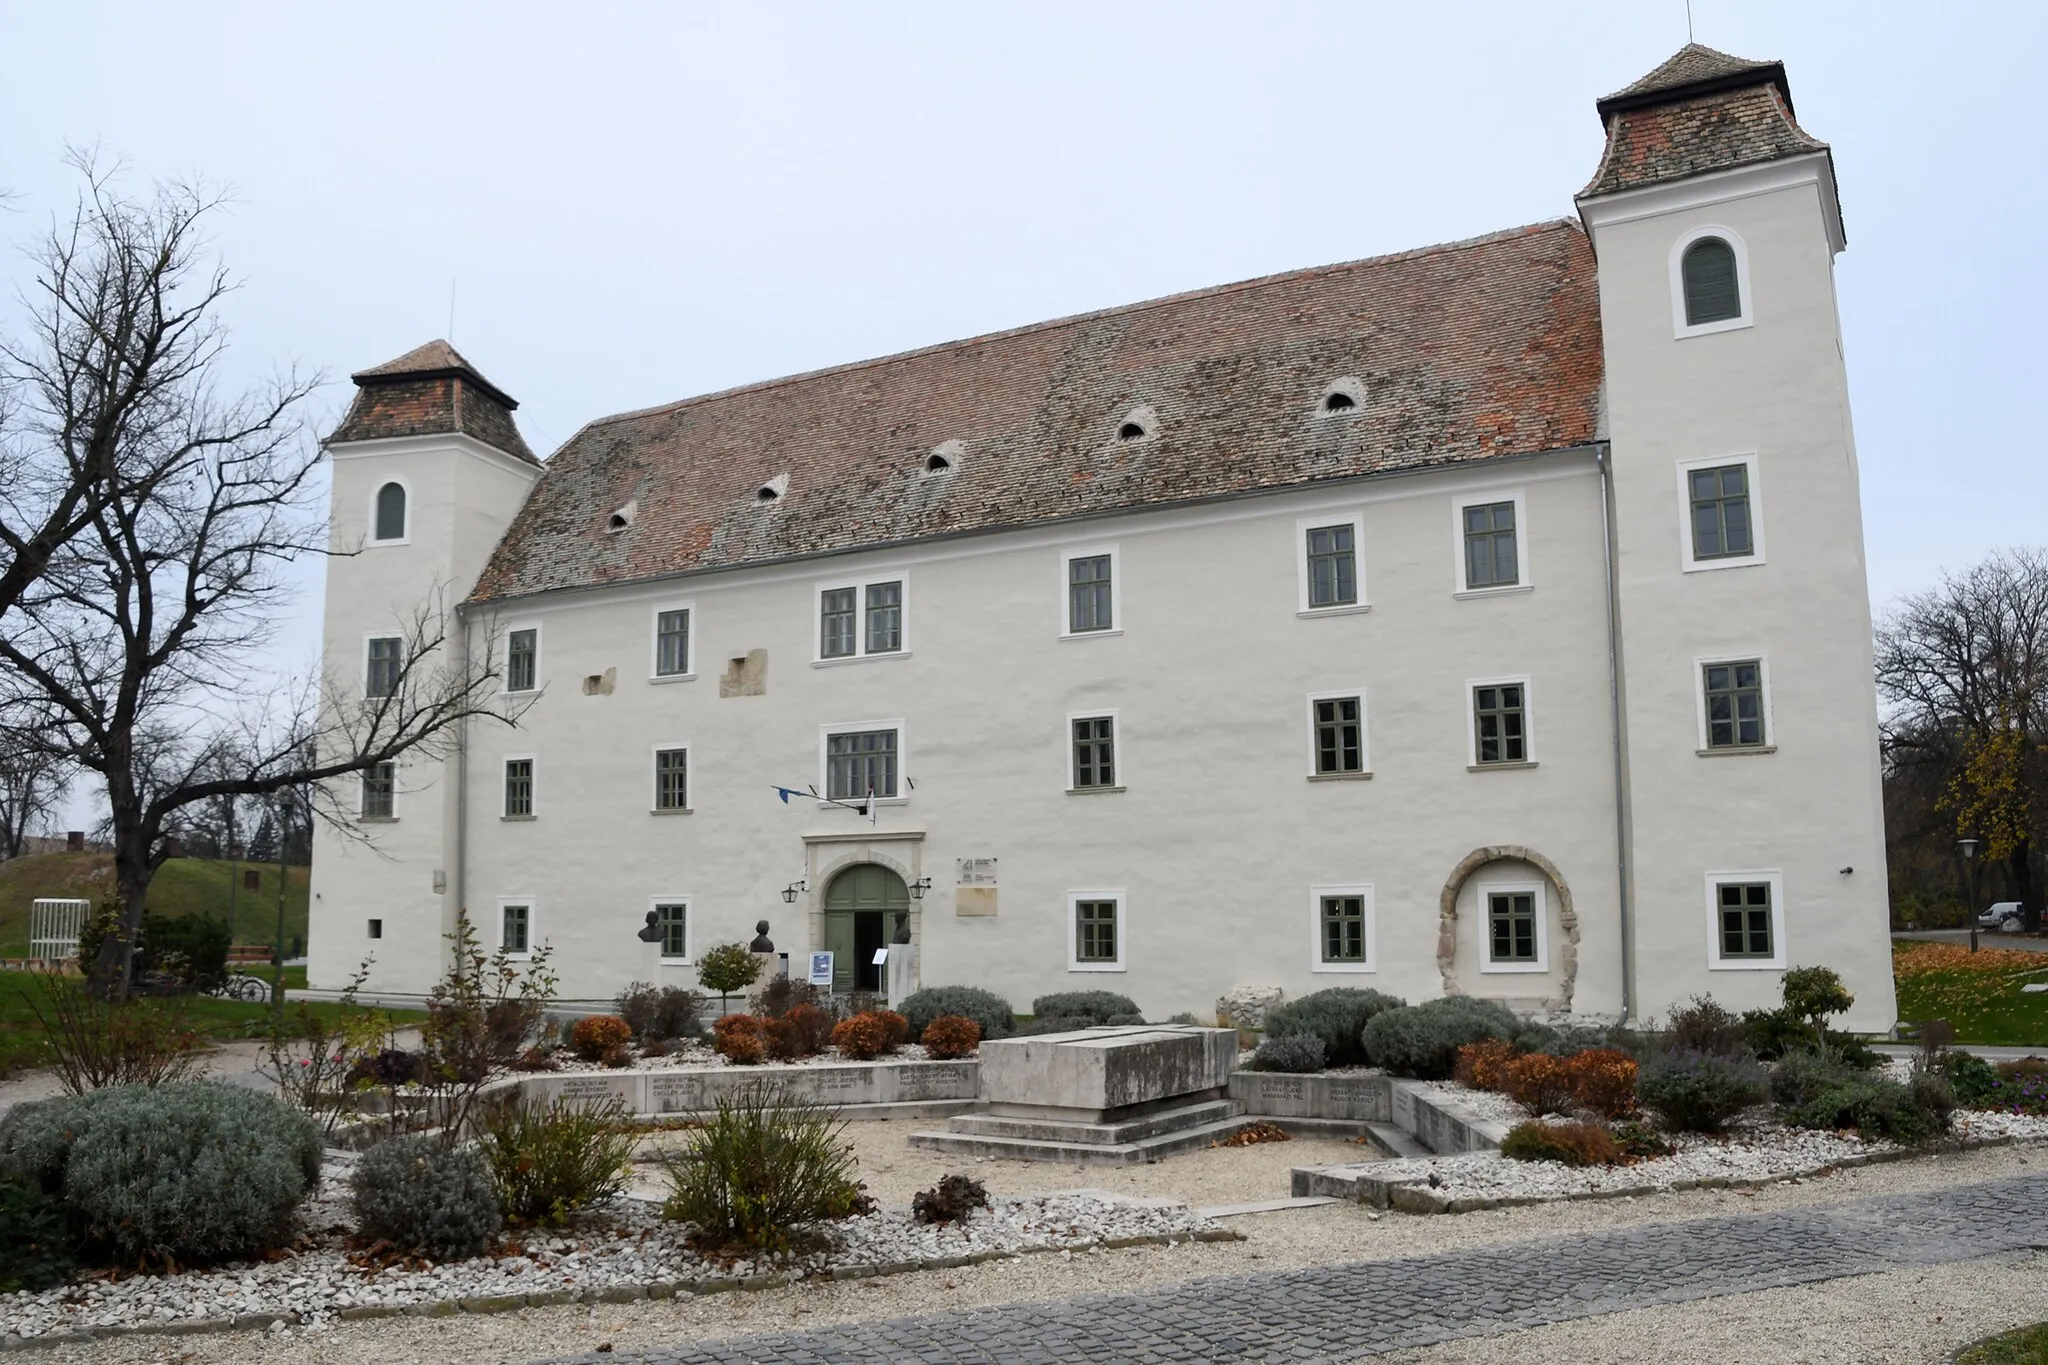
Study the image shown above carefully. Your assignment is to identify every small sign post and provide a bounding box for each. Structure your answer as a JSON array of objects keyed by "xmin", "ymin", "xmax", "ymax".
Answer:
[
  {"xmin": 871, "ymin": 947, "xmax": 890, "ymax": 967},
  {"xmin": 807, "ymin": 951, "xmax": 834, "ymax": 988}
]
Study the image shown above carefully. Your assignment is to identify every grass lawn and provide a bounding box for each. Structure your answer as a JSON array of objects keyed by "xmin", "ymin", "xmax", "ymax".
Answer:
[
  {"xmin": 1893, "ymin": 940, "xmax": 2048, "ymax": 1045},
  {"xmin": 0, "ymin": 852, "xmax": 308, "ymax": 958},
  {"xmin": 1958, "ymin": 1324, "xmax": 2048, "ymax": 1364},
  {"xmin": 0, "ymin": 971, "xmax": 420, "ymax": 1080}
]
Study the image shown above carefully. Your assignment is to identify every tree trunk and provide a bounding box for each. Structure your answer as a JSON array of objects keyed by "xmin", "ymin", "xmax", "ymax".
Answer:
[
  {"xmin": 2017, "ymin": 841, "xmax": 2041, "ymax": 934},
  {"xmin": 87, "ymin": 851, "xmax": 158, "ymax": 1000}
]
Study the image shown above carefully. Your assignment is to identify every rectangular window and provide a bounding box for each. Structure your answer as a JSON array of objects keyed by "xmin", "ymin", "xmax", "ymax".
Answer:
[
  {"xmin": 1075, "ymin": 898, "xmax": 1119, "ymax": 965},
  {"xmin": 1718, "ymin": 882, "xmax": 1774, "ymax": 959},
  {"xmin": 655, "ymin": 609, "xmax": 691, "ymax": 677},
  {"xmin": 1473, "ymin": 683, "xmax": 1527, "ymax": 764},
  {"xmin": 826, "ymin": 728, "xmax": 897, "ymax": 800},
  {"xmin": 360, "ymin": 761, "xmax": 395, "ymax": 819},
  {"xmin": 1068, "ymin": 555, "xmax": 1113, "ymax": 633},
  {"xmin": 501, "ymin": 902, "xmax": 531, "ymax": 956},
  {"xmin": 1462, "ymin": 501, "xmax": 1519, "ymax": 589},
  {"xmin": 1305, "ymin": 524, "xmax": 1357, "ymax": 608},
  {"xmin": 820, "ymin": 588, "xmax": 856, "ymax": 658},
  {"xmin": 1072, "ymin": 716, "xmax": 1117, "ymax": 788},
  {"xmin": 504, "ymin": 758, "xmax": 534, "ymax": 817},
  {"xmin": 1488, "ymin": 891, "xmax": 1538, "ymax": 964},
  {"xmin": 864, "ymin": 581, "xmax": 903, "ymax": 654},
  {"xmin": 1689, "ymin": 464, "xmax": 1753, "ymax": 560},
  {"xmin": 1320, "ymin": 894, "xmax": 1365, "ymax": 964},
  {"xmin": 506, "ymin": 628, "xmax": 537, "ymax": 693},
  {"xmin": 654, "ymin": 748, "xmax": 689, "ymax": 810},
  {"xmin": 1313, "ymin": 696, "xmax": 1364, "ymax": 775},
  {"xmin": 366, "ymin": 636, "xmax": 402, "ymax": 699},
  {"xmin": 1703, "ymin": 660, "xmax": 1767, "ymax": 749},
  {"xmin": 367, "ymin": 918, "xmax": 383, "ymax": 940},
  {"xmin": 654, "ymin": 901, "xmax": 688, "ymax": 960}
]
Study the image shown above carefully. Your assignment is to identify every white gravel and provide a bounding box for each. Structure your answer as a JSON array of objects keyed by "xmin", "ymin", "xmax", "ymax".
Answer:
[
  {"xmin": 1412, "ymin": 1078, "xmax": 1529, "ymax": 1127},
  {"xmin": 528, "ymin": 1039, "xmax": 937, "ymax": 1076}
]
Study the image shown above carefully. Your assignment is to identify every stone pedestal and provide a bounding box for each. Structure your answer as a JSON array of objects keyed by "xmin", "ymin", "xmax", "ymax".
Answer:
[
  {"xmin": 885, "ymin": 944, "xmax": 916, "ymax": 1009},
  {"xmin": 910, "ymin": 1025, "xmax": 1248, "ymax": 1164}
]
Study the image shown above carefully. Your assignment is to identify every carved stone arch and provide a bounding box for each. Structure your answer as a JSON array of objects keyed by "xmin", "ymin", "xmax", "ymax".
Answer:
[{"xmin": 1437, "ymin": 844, "xmax": 1580, "ymax": 1015}]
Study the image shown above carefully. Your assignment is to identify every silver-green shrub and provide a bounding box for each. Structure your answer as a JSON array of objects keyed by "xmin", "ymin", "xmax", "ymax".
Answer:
[
  {"xmin": 1263, "ymin": 987, "xmax": 1406, "ymax": 1068},
  {"xmin": 1030, "ymin": 991, "xmax": 1139, "ymax": 1024},
  {"xmin": 1360, "ymin": 997, "xmax": 1519, "ymax": 1079},
  {"xmin": 899, "ymin": 986, "xmax": 1014, "ymax": 1041},
  {"xmin": 1246, "ymin": 1033, "xmax": 1327, "ymax": 1073},
  {"xmin": 0, "ymin": 1083, "xmax": 322, "ymax": 1266},
  {"xmin": 350, "ymin": 1135, "xmax": 503, "ymax": 1260}
]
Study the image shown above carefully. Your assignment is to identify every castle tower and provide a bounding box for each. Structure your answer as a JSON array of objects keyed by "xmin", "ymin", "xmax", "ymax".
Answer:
[
  {"xmin": 306, "ymin": 342, "xmax": 542, "ymax": 994},
  {"xmin": 1577, "ymin": 48, "xmax": 1896, "ymax": 1028}
]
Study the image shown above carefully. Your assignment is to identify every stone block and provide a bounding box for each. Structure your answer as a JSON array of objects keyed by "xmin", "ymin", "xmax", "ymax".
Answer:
[
  {"xmin": 1215, "ymin": 985, "xmax": 1283, "ymax": 1030},
  {"xmin": 978, "ymin": 1025, "xmax": 1237, "ymax": 1121}
]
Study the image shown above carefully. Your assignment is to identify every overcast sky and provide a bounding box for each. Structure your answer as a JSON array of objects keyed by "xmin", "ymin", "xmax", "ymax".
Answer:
[{"xmin": 3, "ymin": 1, "xmax": 2044, "ymax": 825}]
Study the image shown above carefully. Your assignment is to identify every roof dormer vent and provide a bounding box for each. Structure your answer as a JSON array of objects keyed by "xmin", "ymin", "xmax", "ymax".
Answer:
[
  {"xmin": 1319, "ymin": 378, "xmax": 1366, "ymax": 415},
  {"xmin": 1114, "ymin": 405, "xmax": 1158, "ymax": 443},
  {"xmin": 756, "ymin": 474, "xmax": 789, "ymax": 504},
  {"xmin": 606, "ymin": 499, "xmax": 638, "ymax": 533},
  {"xmin": 923, "ymin": 439, "xmax": 964, "ymax": 476}
]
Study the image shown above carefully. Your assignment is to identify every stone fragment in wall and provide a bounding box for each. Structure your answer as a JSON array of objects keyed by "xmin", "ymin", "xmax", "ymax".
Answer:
[
  {"xmin": 1215, "ymin": 985, "xmax": 1283, "ymax": 1030},
  {"xmin": 720, "ymin": 649, "xmax": 767, "ymax": 698}
]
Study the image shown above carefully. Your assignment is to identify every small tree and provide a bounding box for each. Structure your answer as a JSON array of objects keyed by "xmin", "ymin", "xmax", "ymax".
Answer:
[
  {"xmin": 697, "ymin": 942, "xmax": 762, "ymax": 1014},
  {"xmin": 1781, "ymin": 966, "xmax": 1855, "ymax": 1051}
]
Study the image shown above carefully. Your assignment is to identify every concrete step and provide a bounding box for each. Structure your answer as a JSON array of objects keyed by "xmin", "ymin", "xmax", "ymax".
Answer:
[
  {"xmin": 1365, "ymin": 1121, "xmax": 1431, "ymax": 1159},
  {"xmin": 909, "ymin": 1114, "xmax": 1261, "ymax": 1166},
  {"xmin": 943, "ymin": 1099, "xmax": 1236, "ymax": 1146},
  {"xmin": 1197, "ymin": 1196, "xmax": 1341, "ymax": 1218}
]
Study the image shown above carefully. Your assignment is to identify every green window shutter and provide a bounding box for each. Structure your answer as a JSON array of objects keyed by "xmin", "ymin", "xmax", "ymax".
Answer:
[{"xmin": 1683, "ymin": 239, "xmax": 1741, "ymax": 325}]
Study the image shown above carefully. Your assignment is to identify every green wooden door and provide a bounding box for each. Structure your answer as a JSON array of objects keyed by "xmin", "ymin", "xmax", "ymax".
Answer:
[{"xmin": 823, "ymin": 864, "xmax": 908, "ymax": 992}]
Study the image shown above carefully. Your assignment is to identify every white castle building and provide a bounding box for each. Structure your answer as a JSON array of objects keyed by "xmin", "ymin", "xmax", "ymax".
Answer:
[{"xmin": 309, "ymin": 45, "xmax": 1898, "ymax": 1032}]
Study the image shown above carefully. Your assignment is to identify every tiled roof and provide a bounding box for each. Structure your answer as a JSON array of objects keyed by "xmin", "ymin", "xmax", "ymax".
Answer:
[
  {"xmin": 329, "ymin": 340, "xmax": 538, "ymax": 464},
  {"xmin": 1582, "ymin": 46, "xmax": 1825, "ymax": 199},
  {"xmin": 467, "ymin": 221, "xmax": 1603, "ymax": 603}
]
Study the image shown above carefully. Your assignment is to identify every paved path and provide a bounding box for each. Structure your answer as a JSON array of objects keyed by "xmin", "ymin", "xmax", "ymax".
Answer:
[{"xmin": 539, "ymin": 1174, "xmax": 2048, "ymax": 1364}]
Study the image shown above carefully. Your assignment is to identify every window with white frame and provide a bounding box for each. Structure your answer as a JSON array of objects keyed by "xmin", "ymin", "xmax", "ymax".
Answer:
[
  {"xmin": 1311, "ymin": 884, "xmax": 1375, "ymax": 971},
  {"xmin": 1070, "ymin": 714, "xmax": 1118, "ymax": 789},
  {"xmin": 504, "ymin": 757, "xmax": 534, "ymax": 817},
  {"xmin": 653, "ymin": 746, "xmax": 689, "ymax": 810},
  {"xmin": 1479, "ymin": 880, "xmax": 1547, "ymax": 972},
  {"xmin": 1300, "ymin": 519, "xmax": 1362, "ymax": 611},
  {"xmin": 1677, "ymin": 454, "xmax": 1765, "ymax": 570},
  {"xmin": 506, "ymin": 627, "xmax": 537, "ymax": 693},
  {"xmin": 1063, "ymin": 548, "xmax": 1118, "ymax": 635},
  {"xmin": 360, "ymin": 761, "xmax": 395, "ymax": 819},
  {"xmin": 652, "ymin": 899, "xmax": 689, "ymax": 960},
  {"xmin": 824, "ymin": 724, "xmax": 901, "ymax": 801},
  {"xmin": 1308, "ymin": 693, "xmax": 1367, "ymax": 776},
  {"xmin": 1470, "ymin": 679, "xmax": 1531, "ymax": 766},
  {"xmin": 1706, "ymin": 870, "xmax": 1785, "ymax": 968},
  {"xmin": 500, "ymin": 900, "xmax": 533, "ymax": 957},
  {"xmin": 653, "ymin": 607, "xmax": 693, "ymax": 677},
  {"xmin": 1068, "ymin": 891, "xmax": 1124, "ymax": 971},
  {"xmin": 1453, "ymin": 490, "xmax": 1528, "ymax": 593},
  {"xmin": 1669, "ymin": 225, "xmax": 1752, "ymax": 338},
  {"xmin": 1700, "ymin": 659, "xmax": 1769, "ymax": 751},
  {"xmin": 365, "ymin": 636, "xmax": 403, "ymax": 699},
  {"xmin": 817, "ymin": 577, "xmax": 906, "ymax": 660}
]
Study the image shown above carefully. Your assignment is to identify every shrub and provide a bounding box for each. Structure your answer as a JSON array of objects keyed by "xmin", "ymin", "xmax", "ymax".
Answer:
[
  {"xmin": 1106, "ymin": 1012, "xmax": 1147, "ymax": 1026},
  {"xmin": 920, "ymin": 1015, "xmax": 982, "ymax": 1060},
  {"xmin": 1247, "ymin": 1033, "xmax": 1326, "ymax": 1073},
  {"xmin": 697, "ymin": 943, "xmax": 763, "ymax": 1010},
  {"xmin": 138, "ymin": 911, "xmax": 231, "ymax": 991},
  {"xmin": 900, "ymin": 986, "xmax": 1014, "ymax": 1042},
  {"xmin": 0, "ymin": 1176, "xmax": 76, "ymax": 1292},
  {"xmin": 24, "ymin": 981, "xmax": 205, "ymax": 1094},
  {"xmin": 1611, "ymin": 1120, "xmax": 1676, "ymax": 1162},
  {"xmin": 1015, "ymin": 1015, "xmax": 1097, "ymax": 1036},
  {"xmin": 1637, "ymin": 1050, "xmax": 1768, "ymax": 1133},
  {"xmin": 1663, "ymin": 996, "xmax": 1751, "ymax": 1058},
  {"xmin": 1781, "ymin": 1070, "xmax": 1952, "ymax": 1144},
  {"xmin": 1361, "ymin": 997, "xmax": 1518, "ymax": 1080},
  {"xmin": 764, "ymin": 1003, "xmax": 837, "ymax": 1062},
  {"xmin": 1499, "ymin": 1120, "xmax": 1618, "ymax": 1167},
  {"xmin": 1742, "ymin": 1007, "xmax": 1878, "ymax": 1068},
  {"xmin": 478, "ymin": 1096, "xmax": 637, "ymax": 1227},
  {"xmin": 1167, "ymin": 1012, "xmax": 1200, "ymax": 1025},
  {"xmin": 1031, "ymin": 991, "xmax": 1139, "ymax": 1025},
  {"xmin": 1499, "ymin": 1053, "xmax": 1574, "ymax": 1115},
  {"xmin": 3, "ymin": 1083, "xmax": 323, "ymax": 1266},
  {"xmin": 1536, "ymin": 1021, "xmax": 1650, "ymax": 1061},
  {"xmin": 346, "ymin": 1048, "xmax": 422, "ymax": 1089},
  {"xmin": 1263, "ymin": 987, "xmax": 1406, "ymax": 1069},
  {"xmin": 570, "ymin": 1015, "xmax": 633, "ymax": 1062},
  {"xmin": 351, "ymin": 1135, "xmax": 503, "ymax": 1260},
  {"xmin": 1455, "ymin": 1038, "xmax": 1519, "ymax": 1091},
  {"xmin": 831, "ymin": 1012, "xmax": 892, "ymax": 1061},
  {"xmin": 1561, "ymin": 1048, "xmax": 1640, "ymax": 1119},
  {"xmin": 752, "ymin": 976, "xmax": 826, "ymax": 1021},
  {"xmin": 713, "ymin": 1013, "xmax": 767, "ymax": 1065},
  {"xmin": 874, "ymin": 1010, "xmax": 910, "ymax": 1051},
  {"xmin": 657, "ymin": 1084, "xmax": 869, "ymax": 1255},
  {"xmin": 911, "ymin": 1174, "xmax": 989, "ymax": 1225},
  {"xmin": 1769, "ymin": 1048, "xmax": 1854, "ymax": 1109},
  {"xmin": 1781, "ymin": 966, "xmax": 1855, "ymax": 1039},
  {"xmin": 1937, "ymin": 1050, "xmax": 2001, "ymax": 1106},
  {"xmin": 615, "ymin": 982, "xmax": 705, "ymax": 1042}
]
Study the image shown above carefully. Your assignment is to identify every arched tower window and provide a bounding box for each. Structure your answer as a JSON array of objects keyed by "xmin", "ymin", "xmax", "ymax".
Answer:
[
  {"xmin": 1681, "ymin": 237, "xmax": 1741, "ymax": 326},
  {"xmin": 373, "ymin": 481, "xmax": 407, "ymax": 542}
]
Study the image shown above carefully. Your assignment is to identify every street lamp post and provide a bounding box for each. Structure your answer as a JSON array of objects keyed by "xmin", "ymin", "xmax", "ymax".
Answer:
[{"xmin": 1959, "ymin": 837, "xmax": 1981, "ymax": 953}]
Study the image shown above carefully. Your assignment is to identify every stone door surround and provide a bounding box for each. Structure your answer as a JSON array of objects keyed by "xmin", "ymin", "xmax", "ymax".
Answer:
[{"xmin": 1437, "ymin": 843, "xmax": 1579, "ymax": 1015}]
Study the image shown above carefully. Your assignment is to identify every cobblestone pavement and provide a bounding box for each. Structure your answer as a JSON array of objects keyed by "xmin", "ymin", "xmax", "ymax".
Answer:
[{"xmin": 536, "ymin": 1173, "xmax": 2048, "ymax": 1364}]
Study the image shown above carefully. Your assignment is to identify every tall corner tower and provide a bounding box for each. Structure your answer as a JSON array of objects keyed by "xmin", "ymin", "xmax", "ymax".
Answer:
[
  {"xmin": 307, "ymin": 341, "xmax": 543, "ymax": 994},
  {"xmin": 1576, "ymin": 46, "xmax": 1896, "ymax": 1030}
]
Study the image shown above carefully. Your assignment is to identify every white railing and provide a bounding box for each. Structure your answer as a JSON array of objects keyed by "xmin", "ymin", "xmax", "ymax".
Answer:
[{"xmin": 29, "ymin": 897, "xmax": 90, "ymax": 964}]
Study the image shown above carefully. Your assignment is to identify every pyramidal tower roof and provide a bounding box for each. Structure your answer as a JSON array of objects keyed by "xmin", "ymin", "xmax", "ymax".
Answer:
[
  {"xmin": 1597, "ymin": 43, "xmax": 1790, "ymax": 115},
  {"xmin": 329, "ymin": 339, "xmax": 538, "ymax": 463}
]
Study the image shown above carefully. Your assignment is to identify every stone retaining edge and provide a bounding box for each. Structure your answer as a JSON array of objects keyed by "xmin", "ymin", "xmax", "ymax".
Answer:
[{"xmin": 0, "ymin": 1229, "xmax": 1243, "ymax": 1352}]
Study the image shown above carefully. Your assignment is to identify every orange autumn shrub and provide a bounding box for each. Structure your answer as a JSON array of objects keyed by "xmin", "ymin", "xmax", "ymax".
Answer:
[
  {"xmin": 1455, "ymin": 1039, "xmax": 1519, "ymax": 1091},
  {"xmin": 1500, "ymin": 1052, "xmax": 1575, "ymax": 1115},
  {"xmin": 920, "ymin": 1014, "xmax": 982, "ymax": 1059},
  {"xmin": 712, "ymin": 1012, "xmax": 767, "ymax": 1065},
  {"xmin": 832, "ymin": 1011, "xmax": 892, "ymax": 1060},
  {"xmin": 1561, "ymin": 1047, "xmax": 1639, "ymax": 1119},
  {"xmin": 874, "ymin": 1010, "xmax": 910, "ymax": 1052},
  {"xmin": 570, "ymin": 1014, "xmax": 633, "ymax": 1062}
]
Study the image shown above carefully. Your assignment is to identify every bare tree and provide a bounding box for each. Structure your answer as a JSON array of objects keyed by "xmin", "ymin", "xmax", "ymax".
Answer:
[
  {"xmin": 0, "ymin": 158, "xmax": 526, "ymax": 997},
  {"xmin": 1875, "ymin": 547, "xmax": 2048, "ymax": 930},
  {"xmin": 0, "ymin": 721, "xmax": 69, "ymax": 859}
]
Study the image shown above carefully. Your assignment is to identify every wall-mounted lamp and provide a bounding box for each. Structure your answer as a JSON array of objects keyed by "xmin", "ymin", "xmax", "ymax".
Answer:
[
  {"xmin": 781, "ymin": 879, "xmax": 808, "ymax": 905},
  {"xmin": 908, "ymin": 877, "xmax": 932, "ymax": 900}
]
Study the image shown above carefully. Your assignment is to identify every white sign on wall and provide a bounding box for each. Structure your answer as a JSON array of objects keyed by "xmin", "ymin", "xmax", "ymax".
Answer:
[
  {"xmin": 807, "ymin": 951, "xmax": 834, "ymax": 987},
  {"xmin": 957, "ymin": 857, "xmax": 999, "ymax": 886}
]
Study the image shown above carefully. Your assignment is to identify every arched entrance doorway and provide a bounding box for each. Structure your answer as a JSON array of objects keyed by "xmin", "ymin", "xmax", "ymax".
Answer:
[{"xmin": 823, "ymin": 863, "xmax": 907, "ymax": 992}]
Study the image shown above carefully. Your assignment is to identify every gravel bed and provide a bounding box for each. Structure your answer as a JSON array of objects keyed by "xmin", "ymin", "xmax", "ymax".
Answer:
[
  {"xmin": 503, "ymin": 1040, "xmax": 936, "ymax": 1076},
  {"xmin": 1411, "ymin": 1079, "xmax": 1529, "ymax": 1127},
  {"xmin": 0, "ymin": 1160, "xmax": 1207, "ymax": 1343}
]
